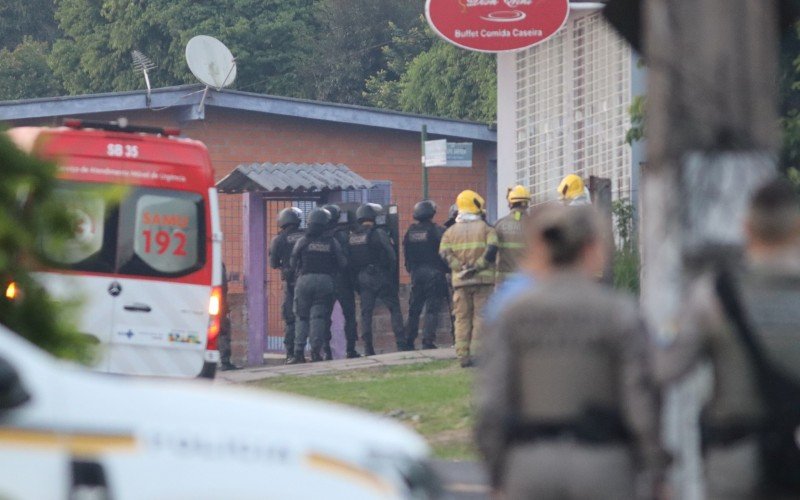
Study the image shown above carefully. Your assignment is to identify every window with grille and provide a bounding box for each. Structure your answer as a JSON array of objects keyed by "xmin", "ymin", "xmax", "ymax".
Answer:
[{"xmin": 515, "ymin": 11, "xmax": 632, "ymax": 204}]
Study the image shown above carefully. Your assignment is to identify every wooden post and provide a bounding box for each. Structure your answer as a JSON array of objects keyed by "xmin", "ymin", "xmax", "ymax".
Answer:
[{"xmin": 641, "ymin": 0, "xmax": 779, "ymax": 496}]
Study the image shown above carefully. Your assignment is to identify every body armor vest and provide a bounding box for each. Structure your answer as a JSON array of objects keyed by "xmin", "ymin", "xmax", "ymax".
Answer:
[
  {"xmin": 405, "ymin": 222, "xmax": 440, "ymax": 269},
  {"xmin": 348, "ymin": 226, "xmax": 377, "ymax": 270},
  {"xmin": 299, "ymin": 236, "xmax": 336, "ymax": 275}
]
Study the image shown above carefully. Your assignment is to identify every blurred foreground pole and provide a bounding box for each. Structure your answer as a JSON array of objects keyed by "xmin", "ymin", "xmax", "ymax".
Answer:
[{"xmin": 641, "ymin": 0, "xmax": 779, "ymax": 497}]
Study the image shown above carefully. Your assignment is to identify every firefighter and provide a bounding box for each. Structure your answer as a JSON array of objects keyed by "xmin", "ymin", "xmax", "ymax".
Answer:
[
  {"xmin": 323, "ymin": 203, "xmax": 361, "ymax": 359},
  {"xmin": 495, "ymin": 185, "xmax": 531, "ymax": 282},
  {"xmin": 349, "ymin": 203, "xmax": 407, "ymax": 355},
  {"xmin": 403, "ymin": 200, "xmax": 447, "ymax": 350},
  {"xmin": 439, "ymin": 190, "xmax": 498, "ymax": 367},
  {"xmin": 268, "ymin": 207, "xmax": 305, "ymax": 363},
  {"xmin": 288, "ymin": 208, "xmax": 346, "ymax": 364},
  {"xmin": 557, "ymin": 174, "xmax": 592, "ymax": 206}
]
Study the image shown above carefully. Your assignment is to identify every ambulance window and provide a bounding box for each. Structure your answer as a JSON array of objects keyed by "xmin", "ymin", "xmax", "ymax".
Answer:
[
  {"xmin": 118, "ymin": 190, "xmax": 205, "ymax": 277},
  {"xmin": 40, "ymin": 183, "xmax": 117, "ymax": 273}
]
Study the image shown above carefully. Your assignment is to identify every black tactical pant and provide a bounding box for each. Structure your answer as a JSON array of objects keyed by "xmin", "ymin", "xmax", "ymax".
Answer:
[
  {"xmin": 406, "ymin": 265, "xmax": 447, "ymax": 348},
  {"xmin": 357, "ymin": 267, "xmax": 406, "ymax": 348},
  {"xmin": 333, "ymin": 273, "xmax": 359, "ymax": 355},
  {"xmin": 293, "ymin": 274, "xmax": 335, "ymax": 354},
  {"xmin": 281, "ymin": 281, "xmax": 296, "ymax": 354},
  {"xmin": 218, "ymin": 315, "xmax": 232, "ymax": 363}
]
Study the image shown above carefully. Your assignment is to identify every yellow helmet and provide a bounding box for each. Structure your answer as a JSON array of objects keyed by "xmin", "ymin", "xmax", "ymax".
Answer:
[
  {"xmin": 507, "ymin": 185, "xmax": 531, "ymax": 205},
  {"xmin": 456, "ymin": 190, "xmax": 485, "ymax": 215},
  {"xmin": 557, "ymin": 174, "xmax": 584, "ymax": 201}
]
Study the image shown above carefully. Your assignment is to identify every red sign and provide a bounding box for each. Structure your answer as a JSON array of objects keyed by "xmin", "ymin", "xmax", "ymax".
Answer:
[{"xmin": 426, "ymin": 0, "xmax": 570, "ymax": 53}]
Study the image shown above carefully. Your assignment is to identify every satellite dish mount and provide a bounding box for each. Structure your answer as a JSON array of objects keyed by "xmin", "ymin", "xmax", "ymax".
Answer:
[{"xmin": 185, "ymin": 35, "xmax": 238, "ymax": 114}]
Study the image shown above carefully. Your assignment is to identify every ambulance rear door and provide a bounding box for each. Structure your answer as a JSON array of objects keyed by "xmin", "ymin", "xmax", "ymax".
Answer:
[{"xmin": 108, "ymin": 187, "xmax": 210, "ymax": 377}]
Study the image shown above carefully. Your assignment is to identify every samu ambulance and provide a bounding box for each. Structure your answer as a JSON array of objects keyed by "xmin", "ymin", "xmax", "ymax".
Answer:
[{"xmin": 7, "ymin": 119, "xmax": 223, "ymax": 379}]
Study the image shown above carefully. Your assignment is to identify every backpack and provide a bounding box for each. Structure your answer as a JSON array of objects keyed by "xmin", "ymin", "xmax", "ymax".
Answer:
[{"xmin": 715, "ymin": 270, "xmax": 800, "ymax": 493}]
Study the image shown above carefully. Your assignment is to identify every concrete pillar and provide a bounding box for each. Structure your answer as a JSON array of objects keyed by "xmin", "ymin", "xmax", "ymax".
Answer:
[{"xmin": 243, "ymin": 192, "xmax": 266, "ymax": 366}]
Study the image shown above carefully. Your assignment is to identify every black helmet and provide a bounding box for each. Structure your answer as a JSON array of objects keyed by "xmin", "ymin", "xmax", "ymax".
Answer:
[
  {"xmin": 278, "ymin": 207, "xmax": 302, "ymax": 228},
  {"xmin": 369, "ymin": 203, "xmax": 386, "ymax": 225},
  {"xmin": 356, "ymin": 204, "xmax": 378, "ymax": 223},
  {"xmin": 413, "ymin": 200, "xmax": 437, "ymax": 221},
  {"xmin": 308, "ymin": 208, "xmax": 331, "ymax": 227},
  {"xmin": 448, "ymin": 203, "xmax": 458, "ymax": 220},
  {"xmin": 323, "ymin": 204, "xmax": 341, "ymax": 225}
]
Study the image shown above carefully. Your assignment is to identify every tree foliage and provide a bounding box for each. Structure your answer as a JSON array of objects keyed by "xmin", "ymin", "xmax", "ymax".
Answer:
[
  {"xmin": 0, "ymin": 132, "xmax": 91, "ymax": 361},
  {"xmin": 0, "ymin": 0, "xmax": 59, "ymax": 50},
  {"xmin": 364, "ymin": 18, "xmax": 496, "ymax": 123},
  {"xmin": 1, "ymin": 0, "xmax": 498, "ymax": 121},
  {"xmin": 0, "ymin": 38, "xmax": 64, "ymax": 100},
  {"xmin": 51, "ymin": 0, "xmax": 318, "ymax": 96}
]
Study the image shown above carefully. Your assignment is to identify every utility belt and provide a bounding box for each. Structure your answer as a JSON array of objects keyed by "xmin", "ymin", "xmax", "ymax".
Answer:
[{"xmin": 507, "ymin": 414, "xmax": 631, "ymax": 445}]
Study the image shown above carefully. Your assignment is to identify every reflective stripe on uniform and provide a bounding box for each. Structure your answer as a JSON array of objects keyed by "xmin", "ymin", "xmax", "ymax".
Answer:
[
  {"xmin": 440, "ymin": 241, "xmax": 488, "ymax": 251},
  {"xmin": 497, "ymin": 242, "xmax": 525, "ymax": 249}
]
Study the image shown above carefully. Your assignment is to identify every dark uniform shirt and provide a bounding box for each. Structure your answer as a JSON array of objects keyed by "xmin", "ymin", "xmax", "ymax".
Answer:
[
  {"xmin": 290, "ymin": 233, "xmax": 346, "ymax": 276},
  {"xmin": 348, "ymin": 224, "xmax": 396, "ymax": 273},
  {"xmin": 269, "ymin": 227, "xmax": 305, "ymax": 284},
  {"xmin": 403, "ymin": 220, "xmax": 446, "ymax": 273}
]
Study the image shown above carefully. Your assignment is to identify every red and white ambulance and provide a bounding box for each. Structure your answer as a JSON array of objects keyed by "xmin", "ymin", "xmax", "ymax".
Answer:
[{"xmin": 7, "ymin": 119, "xmax": 223, "ymax": 379}]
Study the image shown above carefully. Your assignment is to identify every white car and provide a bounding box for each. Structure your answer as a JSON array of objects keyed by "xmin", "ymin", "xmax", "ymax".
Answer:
[{"xmin": 0, "ymin": 325, "xmax": 439, "ymax": 499}]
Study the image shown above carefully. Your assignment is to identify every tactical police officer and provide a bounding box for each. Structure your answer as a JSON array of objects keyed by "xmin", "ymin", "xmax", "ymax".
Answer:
[
  {"xmin": 475, "ymin": 205, "xmax": 666, "ymax": 498},
  {"xmin": 323, "ymin": 204, "xmax": 361, "ymax": 359},
  {"xmin": 288, "ymin": 208, "xmax": 346, "ymax": 364},
  {"xmin": 218, "ymin": 262, "xmax": 235, "ymax": 370},
  {"xmin": 495, "ymin": 185, "xmax": 531, "ymax": 282},
  {"xmin": 403, "ymin": 200, "xmax": 447, "ymax": 350},
  {"xmin": 439, "ymin": 190, "xmax": 498, "ymax": 367},
  {"xmin": 268, "ymin": 207, "xmax": 305, "ymax": 362},
  {"xmin": 349, "ymin": 204, "xmax": 407, "ymax": 355}
]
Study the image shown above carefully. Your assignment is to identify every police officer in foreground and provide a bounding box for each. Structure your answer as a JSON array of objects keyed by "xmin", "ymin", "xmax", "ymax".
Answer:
[
  {"xmin": 323, "ymin": 204, "xmax": 361, "ymax": 359},
  {"xmin": 658, "ymin": 178, "xmax": 800, "ymax": 499},
  {"xmin": 268, "ymin": 207, "xmax": 305, "ymax": 363},
  {"xmin": 494, "ymin": 185, "xmax": 530, "ymax": 283},
  {"xmin": 475, "ymin": 204, "xmax": 666, "ymax": 499},
  {"xmin": 403, "ymin": 200, "xmax": 447, "ymax": 350},
  {"xmin": 349, "ymin": 203, "xmax": 407, "ymax": 355},
  {"xmin": 288, "ymin": 208, "xmax": 346, "ymax": 364},
  {"xmin": 439, "ymin": 190, "xmax": 497, "ymax": 367}
]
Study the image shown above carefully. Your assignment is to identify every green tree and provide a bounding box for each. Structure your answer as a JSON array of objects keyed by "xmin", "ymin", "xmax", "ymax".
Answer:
[
  {"xmin": 299, "ymin": 0, "xmax": 423, "ymax": 104},
  {"xmin": 0, "ymin": 0, "xmax": 59, "ymax": 50},
  {"xmin": 612, "ymin": 198, "xmax": 639, "ymax": 294},
  {"xmin": 50, "ymin": 0, "xmax": 318, "ymax": 97},
  {"xmin": 364, "ymin": 17, "xmax": 496, "ymax": 123},
  {"xmin": 396, "ymin": 40, "xmax": 496, "ymax": 122},
  {"xmin": 0, "ymin": 38, "xmax": 64, "ymax": 100},
  {"xmin": 0, "ymin": 132, "xmax": 91, "ymax": 361}
]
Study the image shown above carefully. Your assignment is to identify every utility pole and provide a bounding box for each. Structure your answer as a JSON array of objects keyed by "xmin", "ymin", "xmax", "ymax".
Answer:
[
  {"xmin": 421, "ymin": 125, "xmax": 429, "ymax": 200},
  {"xmin": 641, "ymin": 0, "xmax": 779, "ymax": 497}
]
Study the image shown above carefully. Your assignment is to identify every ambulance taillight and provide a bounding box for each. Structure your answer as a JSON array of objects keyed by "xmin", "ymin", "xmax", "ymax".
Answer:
[
  {"xmin": 206, "ymin": 286, "xmax": 223, "ymax": 350},
  {"xmin": 4, "ymin": 282, "xmax": 18, "ymax": 301}
]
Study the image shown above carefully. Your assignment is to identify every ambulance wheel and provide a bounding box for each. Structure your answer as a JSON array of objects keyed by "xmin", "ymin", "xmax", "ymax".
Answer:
[{"xmin": 198, "ymin": 361, "xmax": 217, "ymax": 379}]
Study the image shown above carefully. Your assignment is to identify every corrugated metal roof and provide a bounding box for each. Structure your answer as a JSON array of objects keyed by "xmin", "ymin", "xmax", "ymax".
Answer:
[{"xmin": 216, "ymin": 162, "xmax": 372, "ymax": 194}]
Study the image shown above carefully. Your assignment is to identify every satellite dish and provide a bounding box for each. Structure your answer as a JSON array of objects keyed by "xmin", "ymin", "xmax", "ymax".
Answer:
[{"xmin": 185, "ymin": 35, "xmax": 237, "ymax": 89}]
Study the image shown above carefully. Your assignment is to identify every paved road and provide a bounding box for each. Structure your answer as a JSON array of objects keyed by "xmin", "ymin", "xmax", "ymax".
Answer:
[{"xmin": 433, "ymin": 460, "xmax": 490, "ymax": 500}]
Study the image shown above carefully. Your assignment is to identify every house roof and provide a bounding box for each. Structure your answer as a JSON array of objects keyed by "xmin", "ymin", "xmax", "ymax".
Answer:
[
  {"xmin": 0, "ymin": 85, "xmax": 496, "ymax": 143},
  {"xmin": 216, "ymin": 162, "xmax": 372, "ymax": 194}
]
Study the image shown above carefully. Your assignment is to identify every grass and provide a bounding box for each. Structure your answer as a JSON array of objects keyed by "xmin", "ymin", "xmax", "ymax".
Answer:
[{"xmin": 251, "ymin": 360, "xmax": 477, "ymax": 460}]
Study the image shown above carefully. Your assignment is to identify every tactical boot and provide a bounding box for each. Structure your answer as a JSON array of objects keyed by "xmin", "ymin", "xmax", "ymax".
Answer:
[
  {"xmin": 364, "ymin": 342, "xmax": 376, "ymax": 356},
  {"xmin": 310, "ymin": 350, "xmax": 323, "ymax": 362},
  {"xmin": 345, "ymin": 350, "xmax": 361, "ymax": 359},
  {"xmin": 220, "ymin": 360, "xmax": 236, "ymax": 371},
  {"xmin": 287, "ymin": 351, "xmax": 306, "ymax": 364},
  {"xmin": 459, "ymin": 357, "xmax": 473, "ymax": 368},
  {"xmin": 397, "ymin": 341, "xmax": 410, "ymax": 352},
  {"xmin": 323, "ymin": 344, "xmax": 333, "ymax": 361},
  {"xmin": 421, "ymin": 343, "xmax": 438, "ymax": 350}
]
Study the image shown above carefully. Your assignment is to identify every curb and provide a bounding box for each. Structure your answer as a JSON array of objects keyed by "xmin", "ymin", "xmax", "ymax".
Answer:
[{"xmin": 216, "ymin": 347, "xmax": 457, "ymax": 384}]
